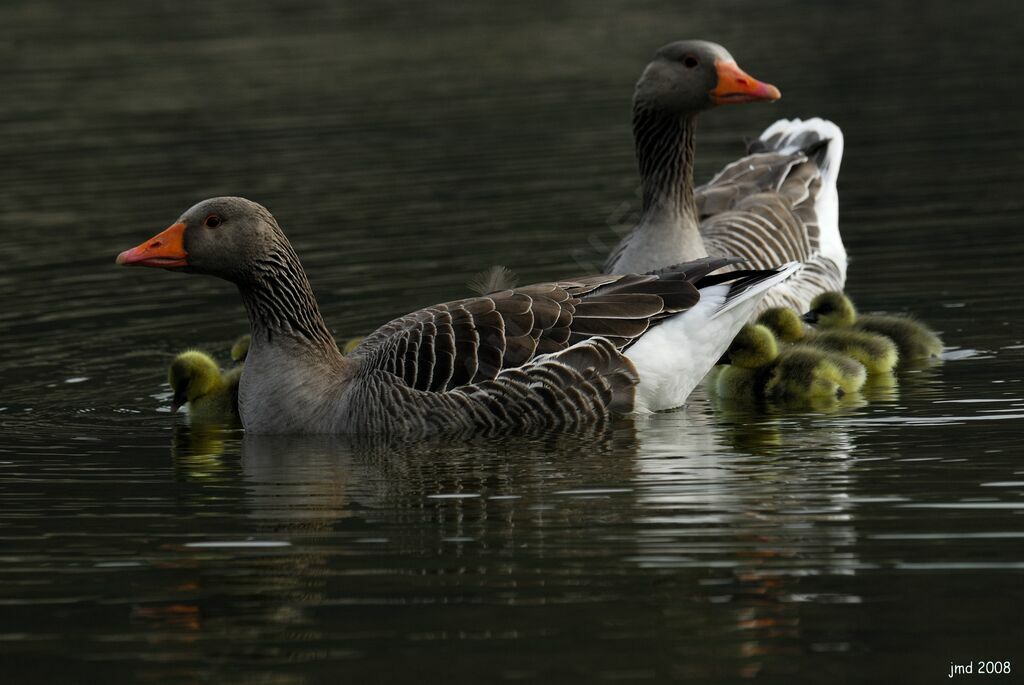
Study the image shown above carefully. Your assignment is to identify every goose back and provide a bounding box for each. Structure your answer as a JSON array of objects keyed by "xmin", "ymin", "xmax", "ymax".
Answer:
[{"xmin": 349, "ymin": 258, "xmax": 741, "ymax": 394}]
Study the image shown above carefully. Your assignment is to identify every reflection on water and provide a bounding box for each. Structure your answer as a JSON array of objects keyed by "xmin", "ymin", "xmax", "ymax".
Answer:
[{"xmin": 2, "ymin": 0, "xmax": 1024, "ymax": 682}]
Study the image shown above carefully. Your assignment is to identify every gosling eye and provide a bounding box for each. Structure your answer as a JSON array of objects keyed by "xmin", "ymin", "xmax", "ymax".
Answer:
[
  {"xmin": 682, "ymin": 55, "xmax": 699, "ymax": 69},
  {"xmin": 203, "ymin": 214, "xmax": 224, "ymax": 229}
]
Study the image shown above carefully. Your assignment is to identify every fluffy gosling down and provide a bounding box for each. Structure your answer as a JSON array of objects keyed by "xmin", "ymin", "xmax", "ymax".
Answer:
[
  {"xmin": 755, "ymin": 307, "xmax": 868, "ymax": 392},
  {"xmin": 168, "ymin": 350, "xmax": 241, "ymax": 422},
  {"xmin": 758, "ymin": 304, "xmax": 898, "ymax": 375},
  {"xmin": 230, "ymin": 334, "xmax": 251, "ymax": 362},
  {"xmin": 803, "ymin": 292, "xmax": 943, "ymax": 362},
  {"xmin": 715, "ymin": 324, "xmax": 860, "ymax": 404}
]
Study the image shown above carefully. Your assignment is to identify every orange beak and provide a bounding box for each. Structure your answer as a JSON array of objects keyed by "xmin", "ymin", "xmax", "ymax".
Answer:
[
  {"xmin": 116, "ymin": 222, "xmax": 188, "ymax": 269},
  {"xmin": 711, "ymin": 61, "xmax": 781, "ymax": 105}
]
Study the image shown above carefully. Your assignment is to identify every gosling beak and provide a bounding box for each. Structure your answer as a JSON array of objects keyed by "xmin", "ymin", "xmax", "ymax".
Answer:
[
  {"xmin": 170, "ymin": 388, "xmax": 188, "ymax": 414},
  {"xmin": 712, "ymin": 61, "xmax": 781, "ymax": 105},
  {"xmin": 800, "ymin": 310, "xmax": 820, "ymax": 324},
  {"xmin": 116, "ymin": 222, "xmax": 188, "ymax": 269}
]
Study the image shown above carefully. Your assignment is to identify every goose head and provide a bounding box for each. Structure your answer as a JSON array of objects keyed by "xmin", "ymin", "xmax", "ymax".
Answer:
[
  {"xmin": 757, "ymin": 307, "xmax": 806, "ymax": 343},
  {"xmin": 119, "ymin": 196, "xmax": 337, "ymax": 352},
  {"xmin": 803, "ymin": 292, "xmax": 858, "ymax": 328},
  {"xmin": 116, "ymin": 196, "xmax": 282, "ymax": 284},
  {"xmin": 722, "ymin": 324, "xmax": 779, "ymax": 369},
  {"xmin": 634, "ymin": 40, "xmax": 780, "ymax": 114},
  {"xmin": 168, "ymin": 350, "xmax": 221, "ymax": 413}
]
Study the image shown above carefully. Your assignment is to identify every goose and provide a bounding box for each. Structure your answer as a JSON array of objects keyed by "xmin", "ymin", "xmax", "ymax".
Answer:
[
  {"xmin": 117, "ymin": 197, "xmax": 797, "ymax": 435},
  {"xmin": 168, "ymin": 350, "xmax": 242, "ymax": 421},
  {"xmin": 336, "ymin": 268, "xmax": 517, "ymax": 359},
  {"xmin": 715, "ymin": 324, "xmax": 851, "ymax": 404},
  {"xmin": 757, "ymin": 305, "xmax": 898, "ymax": 375},
  {"xmin": 803, "ymin": 292, "xmax": 943, "ymax": 361},
  {"xmin": 605, "ymin": 40, "xmax": 846, "ymax": 313}
]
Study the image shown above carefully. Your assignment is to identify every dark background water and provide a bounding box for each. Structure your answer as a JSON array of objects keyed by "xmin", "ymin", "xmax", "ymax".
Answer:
[{"xmin": 2, "ymin": 1, "xmax": 1023, "ymax": 682}]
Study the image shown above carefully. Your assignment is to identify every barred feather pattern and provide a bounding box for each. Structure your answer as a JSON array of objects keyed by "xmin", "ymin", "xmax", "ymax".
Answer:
[
  {"xmin": 338, "ymin": 338, "xmax": 638, "ymax": 437},
  {"xmin": 604, "ymin": 108, "xmax": 701, "ymax": 274},
  {"xmin": 697, "ymin": 147, "xmax": 845, "ymax": 311},
  {"xmin": 632, "ymin": 105, "xmax": 696, "ymax": 218},
  {"xmin": 240, "ymin": 230, "xmax": 338, "ymax": 351},
  {"xmin": 238, "ymin": 229, "xmax": 740, "ymax": 433},
  {"xmin": 349, "ymin": 259, "xmax": 739, "ymax": 393},
  {"xmin": 224, "ymin": 193, "xmax": 766, "ymax": 433},
  {"xmin": 605, "ymin": 103, "xmax": 846, "ymax": 314}
]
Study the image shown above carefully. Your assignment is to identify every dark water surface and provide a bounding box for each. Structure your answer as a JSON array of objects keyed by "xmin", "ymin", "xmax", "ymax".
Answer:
[{"xmin": 2, "ymin": 1, "xmax": 1023, "ymax": 682}]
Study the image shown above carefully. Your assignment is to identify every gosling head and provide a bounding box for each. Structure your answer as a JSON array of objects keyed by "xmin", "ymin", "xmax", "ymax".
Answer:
[
  {"xmin": 168, "ymin": 350, "xmax": 222, "ymax": 413},
  {"xmin": 116, "ymin": 196, "xmax": 289, "ymax": 285},
  {"xmin": 634, "ymin": 40, "xmax": 780, "ymax": 115},
  {"xmin": 230, "ymin": 334, "xmax": 251, "ymax": 363},
  {"xmin": 803, "ymin": 292, "xmax": 857, "ymax": 328},
  {"xmin": 723, "ymin": 324, "xmax": 779, "ymax": 369},
  {"xmin": 756, "ymin": 307, "xmax": 806, "ymax": 343}
]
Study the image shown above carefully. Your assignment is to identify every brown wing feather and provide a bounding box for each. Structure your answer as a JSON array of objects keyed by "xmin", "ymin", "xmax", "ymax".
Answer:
[{"xmin": 352, "ymin": 259, "xmax": 729, "ymax": 393}]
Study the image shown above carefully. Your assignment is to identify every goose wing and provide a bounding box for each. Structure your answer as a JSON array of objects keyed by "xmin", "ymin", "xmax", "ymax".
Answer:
[
  {"xmin": 349, "ymin": 258, "xmax": 740, "ymax": 394},
  {"xmin": 349, "ymin": 337, "xmax": 640, "ymax": 435},
  {"xmin": 694, "ymin": 119, "xmax": 847, "ymax": 310},
  {"xmin": 696, "ymin": 150, "xmax": 822, "ymax": 267}
]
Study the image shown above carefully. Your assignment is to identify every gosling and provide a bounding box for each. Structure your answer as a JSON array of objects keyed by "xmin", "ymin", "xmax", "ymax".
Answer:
[
  {"xmin": 803, "ymin": 292, "xmax": 942, "ymax": 362},
  {"xmin": 756, "ymin": 308, "xmax": 870, "ymax": 389},
  {"xmin": 759, "ymin": 305, "xmax": 899, "ymax": 374},
  {"xmin": 230, "ymin": 334, "xmax": 251, "ymax": 362},
  {"xmin": 168, "ymin": 350, "xmax": 241, "ymax": 422},
  {"xmin": 715, "ymin": 324, "xmax": 855, "ymax": 404}
]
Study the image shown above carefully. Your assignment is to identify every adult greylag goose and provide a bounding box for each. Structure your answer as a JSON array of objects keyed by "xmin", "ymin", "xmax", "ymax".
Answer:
[
  {"xmin": 605, "ymin": 40, "xmax": 846, "ymax": 313},
  {"xmin": 117, "ymin": 197, "xmax": 796, "ymax": 435}
]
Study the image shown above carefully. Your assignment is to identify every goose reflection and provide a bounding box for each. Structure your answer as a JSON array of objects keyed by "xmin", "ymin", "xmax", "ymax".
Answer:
[
  {"xmin": 167, "ymin": 394, "xmax": 877, "ymax": 679},
  {"xmin": 628, "ymin": 386, "xmax": 867, "ymax": 674}
]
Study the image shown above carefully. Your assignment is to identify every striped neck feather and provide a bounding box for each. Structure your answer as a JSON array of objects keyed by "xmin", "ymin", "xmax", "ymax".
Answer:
[
  {"xmin": 238, "ymin": 236, "xmax": 337, "ymax": 352},
  {"xmin": 632, "ymin": 105, "xmax": 699, "ymax": 226}
]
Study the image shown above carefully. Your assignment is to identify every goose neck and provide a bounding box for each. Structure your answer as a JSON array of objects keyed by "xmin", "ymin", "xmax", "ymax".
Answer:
[
  {"xmin": 633, "ymin": 105, "xmax": 700, "ymax": 228},
  {"xmin": 237, "ymin": 238, "xmax": 340, "ymax": 358}
]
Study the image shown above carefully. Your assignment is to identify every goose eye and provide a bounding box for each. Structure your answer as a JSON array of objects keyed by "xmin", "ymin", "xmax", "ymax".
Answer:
[
  {"xmin": 203, "ymin": 214, "xmax": 223, "ymax": 228},
  {"xmin": 683, "ymin": 55, "xmax": 699, "ymax": 69}
]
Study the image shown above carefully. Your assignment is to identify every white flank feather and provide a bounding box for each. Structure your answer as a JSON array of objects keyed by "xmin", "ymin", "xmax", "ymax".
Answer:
[{"xmin": 625, "ymin": 263, "xmax": 800, "ymax": 413}]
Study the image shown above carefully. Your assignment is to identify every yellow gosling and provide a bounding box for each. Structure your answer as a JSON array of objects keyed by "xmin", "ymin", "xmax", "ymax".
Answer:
[
  {"xmin": 762, "ymin": 302, "xmax": 898, "ymax": 374},
  {"xmin": 168, "ymin": 350, "xmax": 241, "ymax": 422},
  {"xmin": 810, "ymin": 328, "xmax": 898, "ymax": 375},
  {"xmin": 715, "ymin": 324, "xmax": 847, "ymax": 404},
  {"xmin": 342, "ymin": 337, "xmax": 363, "ymax": 355},
  {"xmin": 804, "ymin": 292, "xmax": 942, "ymax": 362},
  {"xmin": 763, "ymin": 347, "xmax": 848, "ymax": 403},
  {"xmin": 756, "ymin": 307, "xmax": 807, "ymax": 344},
  {"xmin": 756, "ymin": 308, "xmax": 867, "ymax": 393},
  {"xmin": 230, "ymin": 334, "xmax": 251, "ymax": 362}
]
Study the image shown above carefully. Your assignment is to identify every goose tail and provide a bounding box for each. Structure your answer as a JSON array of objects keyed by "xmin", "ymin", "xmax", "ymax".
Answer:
[
  {"xmin": 753, "ymin": 117, "xmax": 844, "ymax": 188},
  {"xmin": 752, "ymin": 117, "xmax": 845, "ymax": 272},
  {"xmin": 712, "ymin": 262, "xmax": 798, "ymax": 317},
  {"xmin": 622, "ymin": 262, "xmax": 800, "ymax": 413}
]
